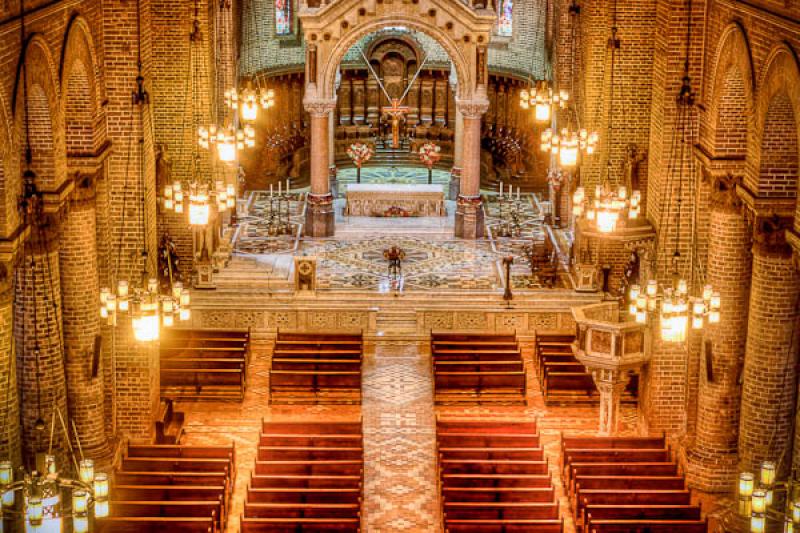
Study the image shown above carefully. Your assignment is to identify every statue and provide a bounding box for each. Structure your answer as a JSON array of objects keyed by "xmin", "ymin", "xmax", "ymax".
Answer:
[
  {"xmin": 155, "ymin": 144, "xmax": 172, "ymax": 193},
  {"xmin": 624, "ymin": 144, "xmax": 647, "ymax": 191},
  {"xmin": 619, "ymin": 250, "xmax": 640, "ymax": 301},
  {"xmin": 158, "ymin": 232, "xmax": 181, "ymax": 291}
]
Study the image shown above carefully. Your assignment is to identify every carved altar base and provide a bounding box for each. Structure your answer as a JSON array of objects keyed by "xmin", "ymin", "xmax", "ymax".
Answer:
[
  {"xmin": 305, "ymin": 192, "xmax": 335, "ymax": 237},
  {"xmin": 454, "ymin": 195, "xmax": 484, "ymax": 239}
]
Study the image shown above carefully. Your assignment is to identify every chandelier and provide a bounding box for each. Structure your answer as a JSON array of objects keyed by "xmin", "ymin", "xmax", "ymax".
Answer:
[
  {"xmin": 627, "ymin": 278, "xmax": 719, "ymax": 342},
  {"xmin": 540, "ymin": 127, "xmax": 598, "ymax": 167},
  {"xmin": 1, "ymin": 409, "xmax": 109, "ymax": 533},
  {"xmin": 737, "ymin": 462, "xmax": 799, "ymax": 533},
  {"xmin": 224, "ymin": 83, "xmax": 275, "ymax": 122},
  {"xmin": 572, "ymin": 181, "xmax": 642, "ymax": 233},
  {"xmin": 520, "ymin": 81, "xmax": 568, "ymax": 123},
  {"xmin": 164, "ymin": 172, "xmax": 236, "ymax": 226},
  {"xmin": 100, "ymin": 277, "xmax": 190, "ymax": 342},
  {"xmin": 198, "ymin": 121, "xmax": 255, "ymax": 163}
]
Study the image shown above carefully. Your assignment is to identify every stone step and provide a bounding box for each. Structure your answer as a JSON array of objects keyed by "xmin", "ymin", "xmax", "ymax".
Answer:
[{"xmin": 375, "ymin": 310, "xmax": 418, "ymax": 333}]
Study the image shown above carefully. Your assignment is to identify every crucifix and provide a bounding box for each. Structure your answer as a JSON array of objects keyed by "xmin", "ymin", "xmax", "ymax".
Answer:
[{"xmin": 360, "ymin": 49, "xmax": 427, "ymax": 149}]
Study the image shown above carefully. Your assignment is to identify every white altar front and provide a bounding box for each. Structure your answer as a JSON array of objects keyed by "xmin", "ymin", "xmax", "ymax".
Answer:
[{"xmin": 344, "ymin": 183, "xmax": 446, "ymax": 217}]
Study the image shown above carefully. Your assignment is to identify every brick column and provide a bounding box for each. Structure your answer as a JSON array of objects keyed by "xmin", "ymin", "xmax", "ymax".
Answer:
[
  {"xmin": 0, "ymin": 262, "xmax": 21, "ymax": 467},
  {"xmin": 454, "ymin": 99, "xmax": 488, "ymax": 239},
  {"xmin": 14, "ymin": 227, "xmax": 69, "ymax": 468},
  {"xmin": 738, "ymin": 222, "xmax": 799, "ymax": 476},
  {"xmin": 60, "ymin": 185, "xmax": 110, "ymax": 460},
  {"xmin": 304, "ymin": 98, "xmax": 336, "ymax": 237},
  {"xmin": 686, "ymin": 180, "xmax": 751, "ymax": 491}
]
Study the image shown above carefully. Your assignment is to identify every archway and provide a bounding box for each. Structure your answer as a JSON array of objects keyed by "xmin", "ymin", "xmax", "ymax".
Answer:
[{"xmin": 299, "ymin": 0, "xmax": 495, "ymax": 238}]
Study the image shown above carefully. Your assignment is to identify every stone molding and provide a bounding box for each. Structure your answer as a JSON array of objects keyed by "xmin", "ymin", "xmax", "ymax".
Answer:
[{"xmin": 455, "ymin": 98, "xmax": 490, "ymax": 119}]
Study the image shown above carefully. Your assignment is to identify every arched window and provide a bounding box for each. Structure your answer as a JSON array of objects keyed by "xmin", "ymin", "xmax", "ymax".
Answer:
[
  {"xmin": 275, "ymin": 0, "xmax": 293, "ymax": 36},
  {"xmin": 497, "ymin": 0, "xmax": 513, "ymax": 36}
]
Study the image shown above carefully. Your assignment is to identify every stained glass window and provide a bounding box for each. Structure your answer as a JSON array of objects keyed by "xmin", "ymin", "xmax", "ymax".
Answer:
[
  {"xmin": 275, "ymin": 0, "xmax": 292, "ymax": 36},
  {"xmin": 498, "ymin": 0, "xmax": 513, "ymax": 36}
]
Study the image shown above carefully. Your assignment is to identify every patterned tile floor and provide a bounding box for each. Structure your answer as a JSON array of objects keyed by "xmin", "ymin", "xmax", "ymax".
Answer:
[{"xmin": 176, "ymin": 339, "xmax": 729, "ymax": 533}]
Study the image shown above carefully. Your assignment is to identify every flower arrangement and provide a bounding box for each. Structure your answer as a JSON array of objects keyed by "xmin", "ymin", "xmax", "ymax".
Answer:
[
  {"xmin": 347, "ymin": 142, "xmax": 374, "ymax": 183},
  {"xmin": 419, "ymin": 142, "xmax": 442, "ymax": 168},
  {"xmin": 419, "ymin": 142, "xmax": 442, "ymax": 184}
]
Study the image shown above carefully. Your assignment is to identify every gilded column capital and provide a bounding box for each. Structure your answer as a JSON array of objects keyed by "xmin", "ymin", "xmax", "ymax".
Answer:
[
  {"xmin": 455, "ymin": 98, "xmax": 489, "ymax": 119},
  {"xmin": 303, "ymin": 97, "xmax": 337, "ymax": 117}
]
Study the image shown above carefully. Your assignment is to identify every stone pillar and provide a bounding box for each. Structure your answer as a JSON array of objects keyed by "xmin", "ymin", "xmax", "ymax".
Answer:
[
  {"xmin": 593, "ymin": 369, "xmax": 629, "ymax": 436},
  {"xmin": 454, "ymin": 99, "xmax": 488, "ymax": 239},
  {"xmin": 686, "ymin": 182, "xmax": 751, "ymax": 491},
  {"xmin": 304, "ymin": 98, "xmax": 337, "ymax": 237},
  {"xmin": 14, "ymin": 226, "xmax": 69, "ymax": 468},
  {"xmin": 0, "ymin": 261, "xmax": 21, "ymax": 467},
  {"xmin": 450, "ymin": 109, "xmax": 464, "ymax": 200},
  {"xmin": 60, "ymin": 185, "xmax": 110, "ymax": 461},
  {"xmin": 738, "ymin": 221, "xmax": 799, "ymax": 476}
]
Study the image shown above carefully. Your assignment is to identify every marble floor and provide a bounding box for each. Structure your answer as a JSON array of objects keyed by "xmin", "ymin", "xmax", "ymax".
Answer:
[
  {"xmin": 229, "ymin": 176, "xmax": 561, "ymax": 291},
  {"xmin": 175, "ymin": 337, "xmax": 729, "ymax": 533}
]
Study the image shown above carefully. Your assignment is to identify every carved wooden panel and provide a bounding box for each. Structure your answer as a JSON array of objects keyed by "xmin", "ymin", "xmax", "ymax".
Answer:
[{"xmin": 590, "ymin": 330, "xmax": 613, "ymax": 354}]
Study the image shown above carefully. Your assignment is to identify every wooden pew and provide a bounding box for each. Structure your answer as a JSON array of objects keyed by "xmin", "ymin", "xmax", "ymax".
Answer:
[
  {"xmin": 108, "ymin": 501, "xmax": 220, "ymax": 529},
  {"xmin": 587, "ymin": 519, "xmax": 708, "ymax": 532},
  {"xmin": 432, "ymin": 333, "xmax": 527, "ymax": 405},
  {"xmin": 96, "ymin": 516, "xmax": 215, "ymax": 532},
  {"xmin": 240, "ymin": 516, "xmax": 361, "ymax": 532},
  {"xmin": 585, "ymin": 504, "xmax": 702, "ymax": 522},
  {"xmin": 445, "ymin": 519, "xmax": 564, "ymax": 533},
  {"xmin": 269, "ymin": 332, "xmax": 363, "ymax": 405},
  {"xmin": 438, "ymin": 418, "xmax": 563, "ymax": 533},
  {"xmin": 244, "ymin": 419, "xmax": 364, "ymax": 532},
  {"xmin": 155, "ymin": 399, "xmax": 184, "ymax": 445},
  {"xmin": 160, "ymin": 328, "xmax": 250, "ymax": 401}
]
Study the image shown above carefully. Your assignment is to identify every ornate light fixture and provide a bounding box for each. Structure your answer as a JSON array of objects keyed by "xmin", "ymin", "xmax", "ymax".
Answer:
[
  {"xmin": 572, "ymin": 182, "xmax": 641, "ymax": 233},
  {"xmin": 627, "ymin": 278, "xmax": 719, "ymax": 343},
  {"xmin": 100, "ymin": 278, "xmax": 190, "ymax": 342},
  {"xmin": 520, "ymin": 81, "xmax": 568, "ymax": 123},
  {"xmin": 570, "ymin": 16, "xmax": 640, "ymax": 234},
  {"xmin": 540, "ymin": 126, "xmax": 598, "ymax": 168},
  {"xmin": 0, "ymin": 410, "xmax": 109, "ymax": 533},
  {"xmin": 737, "ymin": 462, "xmax": 799, "ymax": 533},
  {"xmin": 224, "ymin": 83, "xmax": 275, "ymax": 122}
]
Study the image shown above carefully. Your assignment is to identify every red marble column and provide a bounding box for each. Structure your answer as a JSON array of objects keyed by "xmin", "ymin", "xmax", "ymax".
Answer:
[
  {"xmin": 455, "ymin": 99, "xmax": 488, "ymax": 239},
  {"xmin": 304, "ymin": 98, "xmax": 336, "ymax": 237}
]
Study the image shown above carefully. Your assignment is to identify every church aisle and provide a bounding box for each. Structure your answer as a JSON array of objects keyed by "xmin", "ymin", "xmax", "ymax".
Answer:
[{"xmin": 361, "ymin": 341, "xmax": 440, "ymax": 531}]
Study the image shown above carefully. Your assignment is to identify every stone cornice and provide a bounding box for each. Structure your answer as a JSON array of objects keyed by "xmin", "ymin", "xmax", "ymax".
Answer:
[
  {"xmin": 0, "ymin": 223, "xmax": 30, "ymax": 264},
  {"xmin": 709, "ymin": 173, "xmax": 743, "ymax": 212}
]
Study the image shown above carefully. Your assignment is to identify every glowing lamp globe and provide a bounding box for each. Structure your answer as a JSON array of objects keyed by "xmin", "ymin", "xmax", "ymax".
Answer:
[
  {"xmin": 739, "ymin": 472, "xmax": 755, "ymax": 498},
  {"xmin": 535, "ymin": 100, "xmax": 551, "ymax": 122},
  {"xmin": 78, "ymin": 459, "xmax": 94, "ymax": 484}
]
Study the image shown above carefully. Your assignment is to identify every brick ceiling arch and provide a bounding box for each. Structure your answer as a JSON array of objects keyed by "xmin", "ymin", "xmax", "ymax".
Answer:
[{"xmin": 751, "ymin": 45, "xmax": 800, "ymax": 203}]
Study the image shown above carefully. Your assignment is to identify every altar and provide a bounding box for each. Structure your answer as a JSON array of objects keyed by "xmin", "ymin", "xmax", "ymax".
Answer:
[{"xmin": 344, "ymin": 183, "xmax": 446, "ymax": 217}]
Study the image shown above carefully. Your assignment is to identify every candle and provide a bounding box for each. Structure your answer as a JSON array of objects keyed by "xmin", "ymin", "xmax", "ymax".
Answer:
[
  {"xmin": 508, "ymin": 185, "xmax": 513, "ymax": 200},
  {"xmin": 499, "ymin": 181, "xmax": 503, "ymax": 196},
  {"xmin": 286, "ymin": 179, "xmax": 290, "ymax": 192},
  {"xmin": 278, "ymin": 181, "xmax": 282, "ymax": 194},
  {"xmin": 270, "ymin": 184, "xmax": 273, "ymax": 197},
  {"xmin": 517, "ymin": 187, "xmax": 520, "ymax": 200}
]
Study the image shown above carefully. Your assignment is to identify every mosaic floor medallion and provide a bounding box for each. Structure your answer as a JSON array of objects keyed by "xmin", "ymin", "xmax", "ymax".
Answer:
[{"xmin": 302, "ymin": 236, "xmax": 501, "ymax": 291}]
